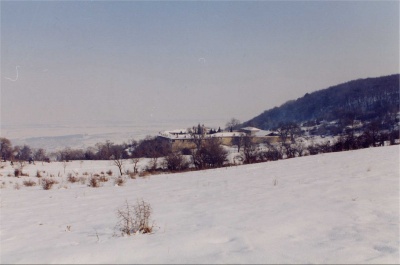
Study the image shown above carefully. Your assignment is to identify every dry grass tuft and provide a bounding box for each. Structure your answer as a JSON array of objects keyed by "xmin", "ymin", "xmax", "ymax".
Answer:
[
  {"xmin": 23, "ymin": 179, "xmax": 37, "ymax": 187},
  {"xmin": 42, "ymin": 178, "xmax": 59, "ymax": 190}
]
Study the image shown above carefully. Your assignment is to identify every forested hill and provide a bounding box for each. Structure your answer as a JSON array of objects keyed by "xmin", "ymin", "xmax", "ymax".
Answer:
[{"xmin": 242, "ymin": 74, "xmax": 399, "ymax": 130}]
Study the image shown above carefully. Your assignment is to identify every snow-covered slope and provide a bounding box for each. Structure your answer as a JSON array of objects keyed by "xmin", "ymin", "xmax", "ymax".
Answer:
[{"xmin": 1, "ymin": 146, "xmax": 399, "ymax": 264}]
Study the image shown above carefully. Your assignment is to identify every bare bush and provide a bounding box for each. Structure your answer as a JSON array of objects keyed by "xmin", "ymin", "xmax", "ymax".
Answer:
[
  {"xmin": 164, "ymin": 152, "xmax": 189, "ymax": 172},
  {"xmin": 106, "ymin": 170, "xmax": 113, "ymax": 176},
  {"xmin": 42, "ymin": 178, "xmax": 59, "ymax": 190},
  {"xmin": 14, "ymin": 168, "xmax": 21, "ymax": 177},
  {"xmin": 114, "ymin": 177, "xmax": 126, "ymax": 186},
  {"xmin": 36, "ymin": 170, "xmax": 43, "ymax": 178},
  {"xmin": 126, "ymin": 170, "xmax": 137, "ymax": 179},
  {"xmin": 115, "ymin": 199, "xmax": 154, "ymax": 236},
  {"xmin": 67, "ymin": 174, "xmax": 79, "ymax": 183},
  {"xmin": 88, "ymin": 176, "xmax": 100, "ymax": 188},
  {"xmin": 138, "ymin": 171, "xmax": 151, "ymax": 178},
  {"xmin": 98, "ymin": 175, "xmax": 109, "ymax": 182},
  {"xmin": 23, "ymin": 179, "xmax": 36, "ymax": 187}
]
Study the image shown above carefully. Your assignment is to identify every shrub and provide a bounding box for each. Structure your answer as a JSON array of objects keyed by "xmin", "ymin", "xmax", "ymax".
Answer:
[
  {"xmin": 42, "ymin": 178, "xmax": 59, "ymax": 190},
  {"xmin": 14, "ymin": 168, "xmax": 29, "ymax": 177},
  {"xmin": 115, "ymin": 199, "xmax": 154, "ymax": 236},
  {"xmin": 67, "ymin": 174, "xmax": 79, "ymax": 183},
  {"xmin": 138, "ymin": 171, "xmax": 151, "ymax": 178},
  {"xmin": 88, "ymin": 176, "xmax": 100, "ymax": 188},
  {"xmin": 164, "ymin": 152, "xmax": 189, "ymax": 172},
  {"xmin": 98, "ymin": 175, "xmax": 109, "ymax": 182},
  {"xmin": 36, "ymin": 170, "xmax": 43, "ymax": 178},
  {"xmin": 125, "ymin": 170, "xmax": 136, "ymax": 179},
  {"xmin": 106, "ymin": 170, "xmax": 113, "ymax": 176},
  {"xmin": 14, "ymin": 169, "xmax": 21, "ymax": 177},
  {"xmin": 114, "ymin": 177, "xmax": 126, "ymax": 186},
  {"xmin": 23, "ymin": 179, "xmax": 36, "ymax": 187}
]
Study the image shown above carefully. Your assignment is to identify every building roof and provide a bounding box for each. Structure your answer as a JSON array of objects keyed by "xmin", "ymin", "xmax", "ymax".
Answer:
[
  {"xmin": 240, "ymin": 127, "xmax": 261, "ymax": 132},
  {"xmin": 158, "ymin": 130, "xmax": 246, "ymax": 140}
]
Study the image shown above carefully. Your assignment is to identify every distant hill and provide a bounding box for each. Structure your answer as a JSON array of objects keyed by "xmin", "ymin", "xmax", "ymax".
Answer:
[{"xmin": 242, "ymin": 74, "xmax": 399, "ymax": 130}]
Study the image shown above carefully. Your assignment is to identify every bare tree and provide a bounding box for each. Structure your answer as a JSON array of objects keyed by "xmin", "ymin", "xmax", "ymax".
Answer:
[
  {"xmin": 111, "ymin": 150, "xmax": 125, "ymax": 176},
  {"xmin": 63, "ymin": 161, "xmax": 68, "ymax": 174},
  {"xmin": 113, "ymin": 158, "xmax": 124, "ymax": 176},
  {"xmin": 232, "ymin": 134, "xmax": 245, "ymax": 152},
  {"xmin": 277, "ymin": 122, "xmax": 302, "ymax": 144},
  {"xmin": 33, "ymin": 148, "xmax": 47, "ymax": 162},
  {"xmin": 363, "ymin": 121, "xmax": 381, "ymax": 147},
  {"xmin": 0, "ymin": 138, "xmax": 13, "ymax": 161},
  {"xmin": 225, "ymin": 118, "xmax": 241, "ymax": 131},
  {"xmin": 242, "ymin": 136, "xmax": 258, "ymax": 164},
  {"xmin": 191, "ymin": 137, "xmax": 228, "ymax": 169},
  {"xmin": 131, "ymin": 158, "xmax": 140, "ymax": 174},
  {"xmin": 164, "ymin": 152, "xmax": 189, "ymax": 171}
]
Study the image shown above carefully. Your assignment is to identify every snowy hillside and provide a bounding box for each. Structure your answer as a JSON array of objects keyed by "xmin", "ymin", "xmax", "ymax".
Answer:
[{"xmin": 1, "ymin": 146, "xmax": 399, "ymax": 264}]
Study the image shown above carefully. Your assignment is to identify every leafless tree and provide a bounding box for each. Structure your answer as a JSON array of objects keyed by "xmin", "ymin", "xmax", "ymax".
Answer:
[
  {"xmin": 33, "ymin": 148, "xmax": 47, "ymax": 162},
  {"xmin": 277, "ymin": 122, "xmax": 302, "ymax": 144},
  {"xmin": 111, "ymin": 153, "xmax": 125, "ymax": 176},
  {"xmin": 232, "ymin": 134, "xmax": 245, "ymax": 152},
  {"xmin": 62, "ymin": 161, "xmax": 68, "ymax": 174},
  {"xmin": 114, "ymin": 159, "xmax": 124, "ymax": 176},
  {"xmin": 0, "ymin": 137, "xmax": 13, "ymax": 161},
  {"xmin": 242, "ymin": 136, "xmax": 258, "ymax": 164},
  {"xmin": 164, "ymin": 152, "xmax": 189, "ymax": 171},
  {"xmin": 131, "ymin": 158, "xmax": 140, "ymax": 173},
  {"xmin": 225, "ymin": 118, "xmax": 241, "ymax": 131},
  {"xmin": 191, "ymin": 137, "xmax": 228, "ymax": 169}
]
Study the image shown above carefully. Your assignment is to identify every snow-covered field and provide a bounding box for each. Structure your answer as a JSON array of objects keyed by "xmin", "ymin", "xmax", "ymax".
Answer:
[
  {"xmin": 3, "ymin": 118, "xmax": 226, "ymax": 152},
  {"xmin": 1, "ymin": 146, "xmax": 399, "ymax": 264}
]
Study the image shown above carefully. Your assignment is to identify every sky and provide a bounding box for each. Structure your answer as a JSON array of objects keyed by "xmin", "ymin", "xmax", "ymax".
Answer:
[{"xmin": 1, "ymin": 0, "xmax": 399, "ymax": 128}]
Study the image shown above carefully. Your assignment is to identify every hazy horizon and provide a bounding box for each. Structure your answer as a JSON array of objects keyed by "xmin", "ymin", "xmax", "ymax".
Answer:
[{"xmin": 1, "ymin": 1, "xmax": 399, "ymax": 130}]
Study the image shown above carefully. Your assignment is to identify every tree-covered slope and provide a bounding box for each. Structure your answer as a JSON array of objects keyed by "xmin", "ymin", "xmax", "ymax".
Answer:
[{"xmin": 242, "ymin": 74, "xmax": 399, "ymax": 130}]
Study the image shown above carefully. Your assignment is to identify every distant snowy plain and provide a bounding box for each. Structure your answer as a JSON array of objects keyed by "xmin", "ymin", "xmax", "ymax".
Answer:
[
  {"xmin": 0, "ymin": 145, "xmax": 399, "ymax": 264},
  {"xmin": 2, "ymin": 119, "xmax": 226, "ymax": 152}
]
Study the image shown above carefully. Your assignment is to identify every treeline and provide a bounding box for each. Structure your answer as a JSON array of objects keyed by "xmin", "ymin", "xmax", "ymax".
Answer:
[
  {"xmin": 243, "ymin": 74, "xmax": 399, "ymax": 130},
  {"xmin": 0, "ymin": 137, "xmax": 171, "ymax": 163},
  {"xmin": 1, "ymin": 118, "xmax": 398, "ymax": 175},
  {"xmin": 0, "ymin": 138, "xmax": 49, "ymax": 163}
]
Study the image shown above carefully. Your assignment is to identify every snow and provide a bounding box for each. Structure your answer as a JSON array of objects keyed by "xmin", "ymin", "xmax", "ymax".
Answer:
[
  {"xmin": 4, "ymin": 119, "xmax": 226, "ymax": 152},
  {"xmin": 1, "ymin": 146, "xmax": 399, "ymax": 264}
]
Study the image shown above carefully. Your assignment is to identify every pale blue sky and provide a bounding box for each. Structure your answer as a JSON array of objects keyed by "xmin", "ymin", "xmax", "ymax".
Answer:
[{"xmin": 1, "ymin": 1, "xmax": 399, "ymax": 127}]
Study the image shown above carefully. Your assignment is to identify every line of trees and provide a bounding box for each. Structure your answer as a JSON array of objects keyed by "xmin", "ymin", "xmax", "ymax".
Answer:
[
  {"xmin": 1, "ymin": 117, "xmax": 398, "ymax": 176},
  {"xmin": 0, "ymin": 138, "xmax": 48, "ymax": 163}
]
